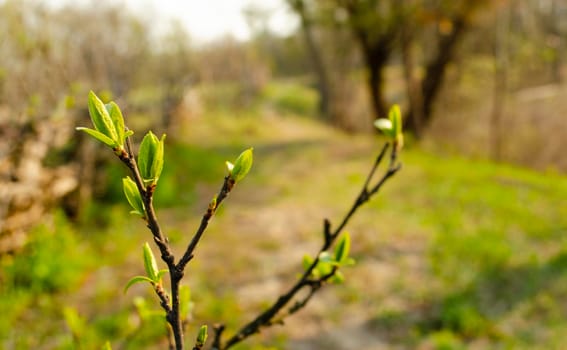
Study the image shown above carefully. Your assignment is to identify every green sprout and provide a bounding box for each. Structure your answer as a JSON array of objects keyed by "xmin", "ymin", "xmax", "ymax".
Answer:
[
  {"xmin": 124, "ymin": 243, "xmax": 168, "ymax": 293},
  {"xmin": 374, "ymin": 104, "xmax": 404, "ymax": 151},
  {"xmin": 122, "ymin": 176, "xmax": 145, "ymax": 217},
  {"xmin": 76, "ymin": 91, "xmax": 133, "ymax": 154},
  {"xmin": 196, "ymin": 325, "xmax": 208, "ymax": 347},
  {"xmin": 226, "ymin": 147, "xmax": 254, "ymax": 183},
  {"xmin": 303, "ymin": 233, "xmax": 355, "ymax": 284},
  {"xmin": 138, "ymin": 131, "xmax": 166, "ymax": 186}
]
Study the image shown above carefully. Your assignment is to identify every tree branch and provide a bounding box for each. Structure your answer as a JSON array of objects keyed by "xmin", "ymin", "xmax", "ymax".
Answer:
[
  {"xmin": 214, "ymin": 142, "xmax": 401, "ymax": 349},
  {"xmin": 178, "ymin": 176, "xmax": 235, "ymax": 270},
  {"xmin": 122, "ymin": 133, "xmax": 183, "ymax": 349}
]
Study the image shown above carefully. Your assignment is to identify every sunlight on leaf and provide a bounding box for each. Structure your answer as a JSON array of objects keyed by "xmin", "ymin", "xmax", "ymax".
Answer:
[
  {"xmin": 124, "ymin": 276, "xmax": 155, "ymax": 294},
  {"xmin": 228, "ymin": 148, "xmax": 253, "ymax": 182}
]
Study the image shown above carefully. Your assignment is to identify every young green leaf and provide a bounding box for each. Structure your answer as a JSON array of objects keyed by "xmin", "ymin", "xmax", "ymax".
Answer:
[
  {"xmin": 318, "ymin": 251, "xmax": 333, "ymax": 263},
  {"xmin": 122, "ymin": 177, "xmax": 145, "ymax": 216},
  {"xmin": 374, "ymin": 104, "xmax": 404, "ymax": 150},
  {"xmin": 138, "ymin": 132, "xmax": 154, "ymax": 180},
  {"xmin": 389, "ymin": 104, "xmax": 402, "ymax": 137},
  {"xmin": 77, "ymin": 91, "xmax": 132, "ymax": 151},
  {"xmin": 374, "ymin": 118, "xmax": 394, "ymax": 137},
  {"xmin": 315, "ymin": 252, "xmax": 334, "ymax": 276},
  {"xmin": 105, "ymin": 101, "xmax": 126, "ymax": 146},
  {"xmin": 330, "ymin": 270, "xmax": 345, "ymax": 284},
  {"xmin": 76, "ymin": 127, "xmax": 117, "ymax": 148},
  {"xmin": 315, "ymin": 261, "xmax": 333, "ymax": 277},
  {"xmin": 87, "ymin": 90, "xmax": 117, "ymax": 142},
  {"xmin": 302, "ymin": 254, "xmax": 314, "ymax": 271},
  {"xmin": 343, "ymin": 257, "xmax": 356, "ymax": 267},
  {"xmin": 196, "ymin": 325, "xmax": 208, "ymax": 346},
  {"xmin": 334, "ymin": 232, "xmax": 351, "ymax": 264},
  {"xmin": 229, "ymin": 147, "xmax": 253, "ymax": 182},
  {"xmin": 389, "ymin": 104, "xmax": 404, "ymax": 149},
  {"xmin": 102, "ymin": 341, "xmax": 112, "ymax": 350},
  {"xmin": 157, "ymin": 269, "xmax": 168, "ymax": 281},
  {"xmin": 124, "ymin": 275, "xmax": 155, "ymax": 293},
  {"xmin": 152, "ymin": 133, "xmax": 165, "ymax": 184},
  {"xmin": 138, "ymin": 131, "xmax": 166, "ymax": 185},
  {"xmin": 143, "ymin": 242, "xmax": 159, "ymax": 282}
]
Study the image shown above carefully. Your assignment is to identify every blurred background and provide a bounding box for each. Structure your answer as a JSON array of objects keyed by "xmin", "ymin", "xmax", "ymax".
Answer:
[{"xmin": 1, "ymin": 0, "xmax": 566, "ymax": 349}]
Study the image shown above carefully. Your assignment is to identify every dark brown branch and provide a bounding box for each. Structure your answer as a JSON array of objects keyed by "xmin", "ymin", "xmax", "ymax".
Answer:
[
  {"xmin": 123, "ymin": 138, "xmax": 238, "ymax": 349},
  {"xmin": 124, "ymin": 135, "xmax": 175, "ymax": 266},
  {"xmin": 167, "ymin": 175, "xmax": 235, "ymax": 350},
  {"xmin": 212, "ymin": 325, "xmax": 225, "ymax": 350},
  {"xmin": 167, "ymin": 324, "xmax": 175, "ymax": 350},
  {"xmin": 286, "ymin": 268, "xmax": 337, "ymax": 316},
  {"xmin": 122, "ymin": 133, "xmax": 183, "ymax": 349},
  {"xmin": 331, "ymin": 143, "xmax": 390, "ymax": 240},
  {"xmin": 323, "ymin": 218, "xmax": 332, "ymax": 247},
  {"xmin": 192, "ymin": 338, "xmax": 205, "ymax": 350},
  {"xmin": 155, "ymin": 283, "xmax": 172, "ymax": 314},
  {"xmin": 215, "ymin": 142, "xmax": 401, "ymax": 349}
]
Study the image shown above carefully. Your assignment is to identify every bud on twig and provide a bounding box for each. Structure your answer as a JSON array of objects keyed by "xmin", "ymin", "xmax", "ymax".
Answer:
[
  {"xmin": 122, "ymin": 176, "xmax": 145, "ymax": 217},
  {"xmin": 374, "ymin": 104, "xmax": 404, "ymax": 151},
  {"xmin": 138, "ymin": 131, "xmax": 166, "ymax": 186},
  {"xmin": 196, "ymin": 325, "xmax": 208, "ymax": 347},
  {"xmin": 76, "ymin": 91, "xmax": 133, "ymax": 154},
  {"xmin": 227, "ymin": 148, "xmax": 253, "ymax": 183}
]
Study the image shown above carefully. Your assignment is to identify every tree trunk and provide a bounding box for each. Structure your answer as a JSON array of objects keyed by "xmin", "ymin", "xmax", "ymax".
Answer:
[
  {"xmin": 360, "ymin": 37, "xmax": 392, "ymax": 123},
  {"xmin": 547, "ymin": 0, "xmax": 563, "ymax": 83},
  {"xmin": 340, "ymin": 1, "xmax": 394, "ymax": 126},
  {"xmin": 364, "ymin": 47, "xmax": 390, "ymax": 119},
  {"xmin": 401, "ymin": 27, "xmax": 424, "ymax": 138},
  {"xmin": 419, "ymin": 15, "xmax": 468, "ymax": 128},
  {"xmin": 490, "ymin": 3, "xmax": 510, "ymax": 161},
  {"xmin": 291, "ymin": 0, "xmax": 332, "ymax": 119}
]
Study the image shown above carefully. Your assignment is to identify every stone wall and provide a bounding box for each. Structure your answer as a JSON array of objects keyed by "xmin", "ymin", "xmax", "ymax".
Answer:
[{"xmin": 0, "ymin": 111, "xmax": 80, "ymax": 254}]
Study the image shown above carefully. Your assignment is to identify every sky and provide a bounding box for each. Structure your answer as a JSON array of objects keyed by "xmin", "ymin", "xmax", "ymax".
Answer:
[{"xmin": 48, "ymin": 0, "xmax": 297, "ymax": 43}]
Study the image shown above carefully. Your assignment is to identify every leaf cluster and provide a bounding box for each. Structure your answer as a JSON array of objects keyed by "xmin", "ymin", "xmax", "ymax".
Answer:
[
  {"xmin": 76, "ymin": 91, "xmax": 133, "ymax": 154},
  {"xmin": 303, "ymin": 233, "xmax": 355, "ymax": 284}
]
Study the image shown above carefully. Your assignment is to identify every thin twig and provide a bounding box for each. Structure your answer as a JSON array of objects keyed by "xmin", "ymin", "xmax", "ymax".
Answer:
[
  {"xmin": 155, "ymin": 175, "xmax": 236, "ymax": 350},
  {"xmin": 122, "ymin": 133, "xmax": 183, "ymax": 349},
  {"xmin": 178, "ymin": 176, "xmax": 235, "ymax": 270},
  {"xmin": 167, "ymin": 324, "xmax": 175, "ymax": 350},
  {"xmin": 281, "ymin": 267, "xmax": 338, "ymax": 322},
  {"xmin": 212, "ymin": 325, "xmax": 225, "ymax": 350},
  {"xmin": 124, "ymin": 135, "xmax": 175, "ymax": 266},
  {"xmin": 155, "ymin": 284, "xmax": 172, "ymax": 314},
  {"xmin": 331, "ymin": 143, "xmax": 391, "ymax": 240}
]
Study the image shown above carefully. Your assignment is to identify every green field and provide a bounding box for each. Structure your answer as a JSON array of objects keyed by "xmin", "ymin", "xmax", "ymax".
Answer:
[{"xmin": 2, "ymin": 102, "xmax": 567, "ymax": 349}]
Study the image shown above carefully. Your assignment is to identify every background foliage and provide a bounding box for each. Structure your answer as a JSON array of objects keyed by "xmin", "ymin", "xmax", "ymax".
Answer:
[{"xmin": 1, "ymin": 0, "xmax": 566, "ymax": 349}]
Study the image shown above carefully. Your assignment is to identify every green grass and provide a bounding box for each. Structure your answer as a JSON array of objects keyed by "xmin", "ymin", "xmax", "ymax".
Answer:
[
  {"xmin": 2, "ymin": 101, "xmax": 567, "ymax": 349},
  {"xmin": 261, "ymin": 80, "xmax": 319, "ymax": 117},
  {"xmin": 363, "ymin": 151, "xmax": 567, "ymax": 348}
]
